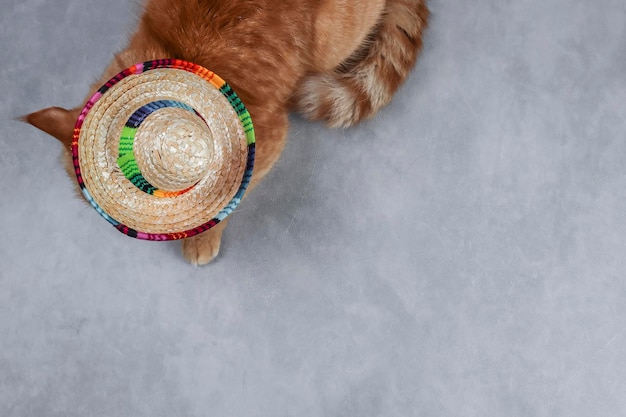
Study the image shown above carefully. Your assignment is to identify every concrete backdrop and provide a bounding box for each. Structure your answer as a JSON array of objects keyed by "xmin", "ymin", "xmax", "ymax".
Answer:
[{"xmin": 1, "ymin": 0, "xmax": 625, "ymax": 416}]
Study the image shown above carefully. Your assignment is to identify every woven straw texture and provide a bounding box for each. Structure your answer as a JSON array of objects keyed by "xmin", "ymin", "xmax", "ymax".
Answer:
[{"xmin": 72, "ymin": 60, "xmax": 255, "ymax": 241}]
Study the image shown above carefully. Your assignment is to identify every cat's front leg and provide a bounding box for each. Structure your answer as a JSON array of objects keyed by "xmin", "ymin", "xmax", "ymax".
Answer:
[{"xmin": 181, "ymin": 219, "xmax": 229, "ymax": 266}]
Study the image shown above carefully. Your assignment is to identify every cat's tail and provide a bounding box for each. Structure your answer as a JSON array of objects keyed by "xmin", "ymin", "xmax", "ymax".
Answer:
[{"xmin": 291, "ymin": 0, "xmax": 429, "ymax": 128}]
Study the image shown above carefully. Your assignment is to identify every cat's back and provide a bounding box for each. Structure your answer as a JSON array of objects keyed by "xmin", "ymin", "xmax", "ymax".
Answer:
[
  {"xmin": 141, "ymin": 0, "xmax": 385, "ymax": 71},
  {"xmin": 310, "ymin": 0, "xmax": 386, "ymax": 71}
]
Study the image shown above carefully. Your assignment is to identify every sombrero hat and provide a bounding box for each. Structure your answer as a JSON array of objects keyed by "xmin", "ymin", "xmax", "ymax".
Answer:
[{"xmin": 72, "ymin": 59, "xmax": 255, "ymax": 241}]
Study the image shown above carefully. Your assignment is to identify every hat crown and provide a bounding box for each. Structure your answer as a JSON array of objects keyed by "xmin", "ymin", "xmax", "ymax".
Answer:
[{"xmin": 134, "ymin": 107, "xmax": 213, "ymax": 191}]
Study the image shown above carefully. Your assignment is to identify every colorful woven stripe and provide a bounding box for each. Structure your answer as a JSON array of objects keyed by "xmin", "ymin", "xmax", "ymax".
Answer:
[
  {"xmin": 117, "ymin": 100, "xmax": 197, "ymax": 197},
  {"xmin": 71, "ymin": 59, "xmax": 256, "ymax": 241}
]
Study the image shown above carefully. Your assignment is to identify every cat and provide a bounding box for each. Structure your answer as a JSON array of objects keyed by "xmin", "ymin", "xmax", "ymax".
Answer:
[{"xmin": 25, "ymin": 0, "xmax": 429, "ymax": 265}]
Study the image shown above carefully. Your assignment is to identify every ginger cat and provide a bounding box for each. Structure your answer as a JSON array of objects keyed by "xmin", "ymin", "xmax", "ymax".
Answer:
[{"xmin": 26, "ymin": 0, "xmax": 428, "ymax": 265}]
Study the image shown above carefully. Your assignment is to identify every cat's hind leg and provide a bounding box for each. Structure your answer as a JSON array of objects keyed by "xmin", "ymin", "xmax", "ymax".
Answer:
[{"xmin": 292, "ymin": 0, "xmax": 428, "ymax": 128}]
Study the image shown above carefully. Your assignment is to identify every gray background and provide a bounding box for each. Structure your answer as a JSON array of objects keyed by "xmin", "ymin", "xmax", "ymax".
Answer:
[{"xmin": 1, "ymin": 0, "xmax": 625, "ymax": 416}]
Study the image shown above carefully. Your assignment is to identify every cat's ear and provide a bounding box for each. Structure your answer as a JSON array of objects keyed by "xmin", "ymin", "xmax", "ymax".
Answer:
[{"xmin": 21, "ymin": 106, "xmax": 81, "ymax": 148}]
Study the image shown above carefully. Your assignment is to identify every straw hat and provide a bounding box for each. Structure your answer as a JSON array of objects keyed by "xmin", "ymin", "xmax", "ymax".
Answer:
[{"xmin": 72, "ymin": 59, "xmax": 255, "ymax": 241}]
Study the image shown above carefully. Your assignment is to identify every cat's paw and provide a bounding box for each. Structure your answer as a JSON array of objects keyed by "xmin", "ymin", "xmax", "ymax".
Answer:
[{"xmin": 181, "ymin": 231, "xmax": 222, "ymax": 266}]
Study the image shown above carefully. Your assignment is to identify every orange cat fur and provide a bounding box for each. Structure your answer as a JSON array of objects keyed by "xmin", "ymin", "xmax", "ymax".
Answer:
[{"xmin": 26, "ymin": 0, "xmax": 428, "ymax": 265}]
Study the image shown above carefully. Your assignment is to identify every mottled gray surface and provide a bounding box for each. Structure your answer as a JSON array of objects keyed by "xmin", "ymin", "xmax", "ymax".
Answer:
[{"xmin": 1, "ymin": 0, "xmax": 625, "ymax": 416}]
